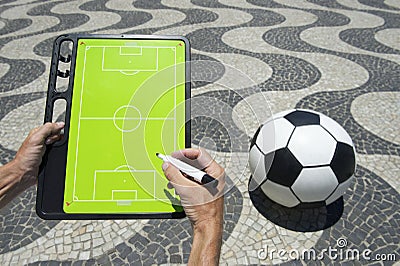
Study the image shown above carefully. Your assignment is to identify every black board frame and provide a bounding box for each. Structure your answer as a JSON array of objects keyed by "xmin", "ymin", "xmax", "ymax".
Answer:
[{"xmin": 36, "ymin": 34, "xmax": 191, "ymax": 220}]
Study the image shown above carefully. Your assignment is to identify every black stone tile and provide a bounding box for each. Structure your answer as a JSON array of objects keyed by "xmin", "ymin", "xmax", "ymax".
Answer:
[
  {"xmin": 160, "ymin": 238, "xmax": 170, "ymax": 247},
  {"xmin": 111, "ymin": 257, "xmax": 125, "ymax": 266},
  {"xmin": 170, "ymin": 236, "xmax": 180, "ymax": 245},
  {"xmin": 168, "ymin": 245, "xmax": 179, "ymax": 254},
  {"xmin": 116, "ymin": 243, "xmax": 132, "ymax": 260},
  {"xmin": 170, "ymin": 254, "xmax": 182, "ymax": 263},
  {"xmin": 128, "ymin": 234, "xmax": 149, "ymax": 246},
  {"xmin": 126, "ymin": 252, "xmax": 140, "ymax": 263},
  {"xmin": 96, "ymin": 255, "xmax": 111, "ymax": 265},
  {"xmin": 128, "ymin": 260, "xmax": 142, "ymax": 266},
  {"xmin": 84, "ymin": 259, "xmax": 95, "ymax": 266}
]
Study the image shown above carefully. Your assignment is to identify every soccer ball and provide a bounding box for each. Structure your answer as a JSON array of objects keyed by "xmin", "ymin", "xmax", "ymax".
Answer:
[{"xmin": 249, "ymin": 109, "xmax": 356, "ymax": 208}]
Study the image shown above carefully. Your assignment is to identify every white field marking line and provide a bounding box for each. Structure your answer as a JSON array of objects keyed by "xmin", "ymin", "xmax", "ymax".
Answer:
[
  {"xmin": 119, "ymin": 46, "xmax": 142, "ymax": 56},
  {"xmin": 72, "ymin": 46, "xmax": 88, "ymax": 199},
  {"xmin": 117, "ymin": 201, "xmax": 131, "ymax": 206},
  {"xmin": 101, "ymin": 46, "xmax": 161, "ymax": 72},
  {"xmin": 74, "ymin": 46, "xmax": 179, "ymax": 201},
  {"xmin": 112, "ymin": 190, "xmax": 137, "ymax": 200},
  {"xmin": 80, "ymin": 117, "xmax": 174, "ymax": 120},
  {"xmin": 91, "ymin": 170, "xmax": 156, "ymax": 202},
  {"xmin": 88, "ymin": 45, "xmax": 176, "ymax": 49},
  {"xmin": 174, "ymin": 48, "xmax": 177, "ymax": 150},
  {"xmin": 115, "ymin": 165, "xmax": 136, "ymax": 171},
  {"xmin": 156, "ymin": 48, "xmax": 159, "ymax": 71},
  {"xmin": 95, "ymin": 170, "xmax": 156, "ymax": 173},
  {"xmin": 120, "ymin": 71, "xmax": 139, "ymax": 76},
  {"xmin": 103, "ymin": 69, "xmax": 157, "ymax": 72},
  {"xmin": 75, "ymin": 199, "xmax": 160, "ymax": 202},
  {"xmin": 93, "ymin": 172, "xmax": 96, "ymax": 200},
  {"xmin": 102, "ymin": 47, "xmax": 105, "ymax": 71},
  {"xmin": 113, "ymin": 105, "xmax": 142, "ymax": 132}
]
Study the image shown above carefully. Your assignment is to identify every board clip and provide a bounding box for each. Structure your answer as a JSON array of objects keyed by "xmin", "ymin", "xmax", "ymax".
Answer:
[
  {"xmin": 59, "ymin": 55, "xmax": 71, "ymax": 63},
  {"xmin": 57, "ymin": 70, "xmax": 70, "ymax": 78}
]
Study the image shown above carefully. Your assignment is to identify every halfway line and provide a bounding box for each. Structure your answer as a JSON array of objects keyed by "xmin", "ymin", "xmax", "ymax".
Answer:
[{"xmin": 80, "ymin": 117, "xmax": 175, "ymax": 120}]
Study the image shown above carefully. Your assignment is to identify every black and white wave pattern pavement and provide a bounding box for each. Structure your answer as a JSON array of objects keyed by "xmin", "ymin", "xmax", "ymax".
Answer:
[{"xmin": 0, "ymin": 0, "xmax": 399, "ymax": 265}]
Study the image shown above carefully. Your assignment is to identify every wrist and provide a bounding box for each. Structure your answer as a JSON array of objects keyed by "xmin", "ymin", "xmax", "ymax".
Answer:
[
  {"xmin": 2, "ymin": 160, "xmax": 23, "ymax": 183},
  {"xmin": 190, "ymin": 218, "xmax": 223, "ymax": 266},
  {"xmin": 0, "ymin": 160, "xmax": 27, "ymax": 208},
  {"xmin": 193, "ymin": 216, "xmax": 223, "ymax": 233},
  {"xmin": 3, "ymin": 159, "xmax": 34, "ymax": 191}
]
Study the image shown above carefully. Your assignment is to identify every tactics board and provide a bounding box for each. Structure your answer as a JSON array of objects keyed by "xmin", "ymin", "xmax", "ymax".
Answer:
[{"xmin": 37, "ymin": 35, "xmax": 190, "ymax": 219}]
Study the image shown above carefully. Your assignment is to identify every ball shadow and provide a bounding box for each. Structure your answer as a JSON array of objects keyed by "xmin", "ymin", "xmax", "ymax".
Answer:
[{"xmin": 249, "ymin": 176, "xmax": 343, "ymax": 232}]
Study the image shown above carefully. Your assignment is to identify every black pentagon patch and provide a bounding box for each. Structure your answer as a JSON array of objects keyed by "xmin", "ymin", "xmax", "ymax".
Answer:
[
  {"xmin": 284, "ymin": 110, "xmax": 320, "ymax": 126},
  {"xmin": 330, "ymin": 142, "xmax": 356, "ymax": 183},
  {"xmin": 250, "ymin": 125, "xmax": 261, "ymax": 150},
  {"xmin": 265, "ymin": 148, "xmax": 303, "ymax": 187}
]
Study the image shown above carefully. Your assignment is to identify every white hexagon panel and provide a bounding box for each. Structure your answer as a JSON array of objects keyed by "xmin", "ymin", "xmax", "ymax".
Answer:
[
  {"xmin": 292, "ymin": 166, "xmax": 339, "ymax": 202},
  {"xmin": 319, "ymin": 113, "xmax": 354, "ymax": 147},
  {"xmin": 248, "ymin": 145, "xmax": 267, "ymax": 191},
  {"xmin": 288, "ymin": 125, "xmax": 337, "ymax": 166},
  {"xmin": 325, "ymin": 176, "xmax": 353, "ymax": 205},
  {"xmin": 256, "ymin": 118, "xmax": 295, "ymax": 155},
  {"xmin": 261, "ymin": 179, "xmax": 300, "ymax": 207}
]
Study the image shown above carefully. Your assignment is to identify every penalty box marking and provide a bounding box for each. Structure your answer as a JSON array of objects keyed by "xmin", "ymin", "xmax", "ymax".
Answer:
[
  {"xmin": 101, "ymin": 46, "xmax": 161, "ymax": 71},
  {"xmin": 91, "ymin": 170, "xmax": 157, "ymax": 202},
  {"xmin": 113, "ymin": 190, "xmax": 137, "ymax": 206},
  {"xmin": 112, "ymin": 190, "xmax": 138, "ymax": 200},
  {"xmin": 119, "ymin": 47, "xmax": 142, "ymax": 56}
]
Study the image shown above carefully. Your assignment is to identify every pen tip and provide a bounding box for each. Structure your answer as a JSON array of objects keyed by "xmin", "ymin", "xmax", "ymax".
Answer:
[{"xmin": 156, "ymin": 153, "xmax": 159, "ymax": 156}]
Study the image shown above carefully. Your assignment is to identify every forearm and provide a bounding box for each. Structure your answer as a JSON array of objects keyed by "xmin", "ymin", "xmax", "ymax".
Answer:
[
  {"xmin": 189, "ymin": 219, "xmax": 223, "ymax": 266},
  {"xmin": 0, "ymin": 160, "xmax": 28, "ymax": 209}
]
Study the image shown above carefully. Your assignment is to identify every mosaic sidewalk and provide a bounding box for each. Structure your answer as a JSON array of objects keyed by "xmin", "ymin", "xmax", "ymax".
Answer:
[{"xmin": 0, "ymin": 0, "xmax": 399, "ymax": 265}]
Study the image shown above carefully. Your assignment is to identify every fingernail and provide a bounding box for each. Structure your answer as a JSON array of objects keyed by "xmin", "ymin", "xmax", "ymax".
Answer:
[
  {"xmin": 56, "ymin": 122, "xmax": 65, "ymax": 127},
  {"xmin": 45, "ymin": 138, "xmax": 51, "ymax": 145},
  {"xmin": 162, "ymin": 163, "xmax": 169, "ymax": 171}
]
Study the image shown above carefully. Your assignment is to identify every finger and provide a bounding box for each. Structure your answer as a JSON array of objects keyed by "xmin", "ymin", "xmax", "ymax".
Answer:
[
  {"xmin": 171, "ymin": 148, "xmax": 213, "ymax": 170},
  {"xmin": 172, "ymin": 148, "xmax": 215, "ymax": 171},
  {"xmin": 33, "ymin": 122, "xmax": 65, "ymax": 144},
  {"xmin": 162, "ymin": 163, "xmax": 195, "ymax": 187},
  {"xmin": 171, "ymin": 149, "xmax": 203, "ymax": 169},
  {"xmin": 196, "ymin": 148, "xmax": 216, "ymax": 169},
  {"xmin": 171, "ymin": 149, "xmax": 200, "ymax": 160},
  {"xmin": 45, "ymin": 134, "xmax": 62, "ymax": 145}
]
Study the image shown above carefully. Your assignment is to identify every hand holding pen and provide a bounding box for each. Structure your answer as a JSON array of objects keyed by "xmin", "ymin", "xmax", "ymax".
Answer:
[
  {"xmin": 160, "ymin": 148, "xmax": 225, "ymax": 265},
  {"xmin": 157, "ymin": 153, "xmax": 218, "ymax": 187}
]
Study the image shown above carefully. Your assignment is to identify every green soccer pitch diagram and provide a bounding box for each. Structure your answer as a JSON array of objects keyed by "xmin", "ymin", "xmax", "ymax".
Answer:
[{"xmin": 60, "ymin": 38, "xmax": 188, "ymax": 215}]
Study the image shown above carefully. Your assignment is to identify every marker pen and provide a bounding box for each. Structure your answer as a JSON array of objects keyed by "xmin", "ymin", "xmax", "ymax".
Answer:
[{"xmin": 156, "ymin": 153, "xmax": 218, "ymax": 187}]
